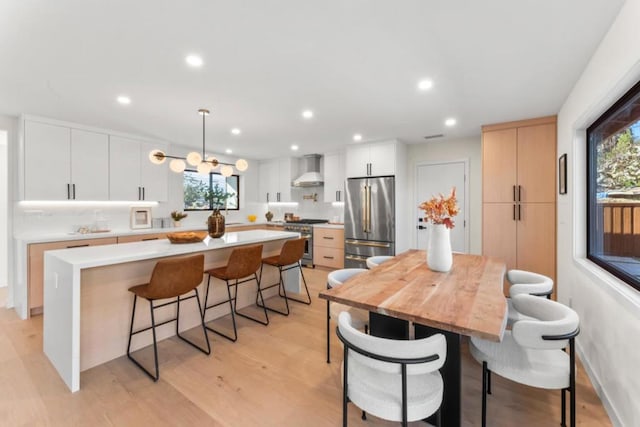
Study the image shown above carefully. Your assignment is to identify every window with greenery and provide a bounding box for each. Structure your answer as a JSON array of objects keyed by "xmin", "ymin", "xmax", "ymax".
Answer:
[
  {"xmin": 587, "ymin": 80, "xmax": 640, "ymax": 291},
  {"xmin": 183, "ymin": 170, "xmax": 240, "ymax": 211}
]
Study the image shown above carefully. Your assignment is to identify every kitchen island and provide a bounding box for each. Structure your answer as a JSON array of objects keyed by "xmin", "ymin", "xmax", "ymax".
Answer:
[{"xmin": 43, "ymin": 230, "xmax": 299, "ymax": 392}]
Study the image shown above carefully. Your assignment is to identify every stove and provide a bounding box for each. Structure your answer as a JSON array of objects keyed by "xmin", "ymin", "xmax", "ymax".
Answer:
[{"xmin": 283, "ymin": 219, "xmax": 329, "ymax": 267}]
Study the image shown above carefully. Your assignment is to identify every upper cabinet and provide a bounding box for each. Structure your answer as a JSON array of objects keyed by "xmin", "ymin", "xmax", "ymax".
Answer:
[
  {"xmin": 21, "ymin": 116, "xmax": 168, "ymax": 202},
  {"xmin": 23, "ymin": 120, "xmax": 109, "ymax": 200},
  {"xmin": 258, "ymin": 157, "xmax": 298, "ymax": 203},
  {"xmin": 109, "ymin": 137, "xmax": 168, "ymax": 201},
  {"xmin": 345, "ymin": 140, "xmax": 396, "ymax": 178},
  {"xmin": 323, "ymin": 151, "xmax": 345, "ymax": 202}
]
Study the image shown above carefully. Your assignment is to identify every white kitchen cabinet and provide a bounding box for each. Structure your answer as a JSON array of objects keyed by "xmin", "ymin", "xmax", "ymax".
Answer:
[
  {"xmin": 345, "ymin": 140, "xmax": 396, "ymax": 178},
  {"xmin": 23, "ymin": 121, "xmax": 109, "ymax": 200},
  {"xmin": 323, "ymin": 151, "xmax": 345, "ymax": 202},
  {"xmin": 109, "ymin": 136, "xmax": 168, "ymax": 201},
  {"xmin": 258, "ymin": 157, "xmax": 298, "ymax": 203}
]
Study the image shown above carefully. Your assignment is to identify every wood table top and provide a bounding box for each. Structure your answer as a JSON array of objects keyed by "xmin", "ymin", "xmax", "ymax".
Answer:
[{"xmin": 318, "ymin": 250, "xmax": 508, "ymax": 341}]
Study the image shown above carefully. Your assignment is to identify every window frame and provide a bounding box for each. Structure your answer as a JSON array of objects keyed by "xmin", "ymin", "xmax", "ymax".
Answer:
[
  {"xmin": 586, "ymin": 79, "xmax": 640, "ymax": 292},
  {"xmin": 183, "ymin": 170, "xmax": 240, "ymax": 211}
]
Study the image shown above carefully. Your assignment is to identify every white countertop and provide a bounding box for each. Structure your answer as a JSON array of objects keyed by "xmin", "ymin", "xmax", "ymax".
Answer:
[
  {"xmin": 313, "ymin": 223, "xmax": 344, "ymax": 229},
  {"xmin": 15, "ymin": 221, "xmax": 285, "ymax": 244},
  {"xmin": 45, "ymin": 230, "xmax": 299, "ymax": 269}
]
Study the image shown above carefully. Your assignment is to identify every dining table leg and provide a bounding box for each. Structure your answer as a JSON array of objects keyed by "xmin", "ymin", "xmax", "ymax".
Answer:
[{"xmin": 415, "ymin": 324, "xmax": 461, "ymax": 427}]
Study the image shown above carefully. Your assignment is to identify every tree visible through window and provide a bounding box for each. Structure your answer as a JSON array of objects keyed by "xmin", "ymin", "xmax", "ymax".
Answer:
[
  {"xmin": 183, "ymin": 170, "xmax": 239, "ymax": 211},
  {"xmin": 587, "ymin": 80, "xmax": 640, "ymax": 291}
]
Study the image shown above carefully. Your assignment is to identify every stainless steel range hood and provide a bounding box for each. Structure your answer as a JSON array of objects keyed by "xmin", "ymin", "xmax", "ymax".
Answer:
[{"xmin": 292, "ymin": 154, "xmax": 324, "ymax": 187}]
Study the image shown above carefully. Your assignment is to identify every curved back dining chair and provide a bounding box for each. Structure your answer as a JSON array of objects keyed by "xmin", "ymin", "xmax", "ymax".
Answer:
[
  {"xmin": 469, "ymin": 294, "xmax": 580, "ymax": 427},
  {"xmin": 337, "ymin": 312, "xmax": 447, "ymax": 427},
  {"xmin": 505, "ymin": 269, "xmax": 554, "ymax": 326},
  {"xmin": 365, "ymin": 256, "xmax": 394, "ymax": 269}
]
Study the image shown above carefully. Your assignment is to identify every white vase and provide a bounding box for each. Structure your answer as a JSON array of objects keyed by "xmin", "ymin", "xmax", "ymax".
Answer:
[{"xmin": 427, "ymin": 223, "xmax": 453, "ymax": 272}]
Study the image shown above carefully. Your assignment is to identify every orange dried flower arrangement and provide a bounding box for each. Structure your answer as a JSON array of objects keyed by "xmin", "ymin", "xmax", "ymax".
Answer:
[{"xmin": 418, "ymin": 187, "xmax": 459, "ymax": 229}]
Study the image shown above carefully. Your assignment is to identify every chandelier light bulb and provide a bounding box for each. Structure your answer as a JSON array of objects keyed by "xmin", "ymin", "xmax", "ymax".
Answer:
[
  {"xmin": 220, "ymin": 165, "xmax": 233, "ymax": 177},
  {"xmin": 235, "ymin": 158, "xmax": 248, "ymax": 171},
  {"xmin": 169, "ymin": 159, "xmax": 186, "ymax": 173},
  {"xmin": 148, "ymin": 149, "xmax": 166, "ymax": 164},
  {"xmin": 206, "ymin": 156, "xmax": 219, "ymax": 169},
  {"xmin": 186, "ymin": 151, "xmax": 202, "ymax": 166},
  {"xmin": 197, "ymin": 162, "xmax": 212, "ymax": 175}
]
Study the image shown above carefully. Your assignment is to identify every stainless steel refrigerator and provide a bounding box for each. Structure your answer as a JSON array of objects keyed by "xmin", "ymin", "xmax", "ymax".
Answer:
[{"xmin": 344, "ymin": 176, "xmax": 395, "ymax": 268}]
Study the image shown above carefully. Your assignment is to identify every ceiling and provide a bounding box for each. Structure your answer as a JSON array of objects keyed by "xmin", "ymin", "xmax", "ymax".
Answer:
[{"xmin": 0, "ymin": 0, "xmax": 625, "ymax": 160}]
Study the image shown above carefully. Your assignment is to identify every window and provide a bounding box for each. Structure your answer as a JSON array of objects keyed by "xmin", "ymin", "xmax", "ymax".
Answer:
[
  {"xmin": 183, "ymin": 170, "xmax": 240, "ymax": 211},
  {"xmin": 587, "ymin": 80, "xmax": 640, "ymax": 291}
]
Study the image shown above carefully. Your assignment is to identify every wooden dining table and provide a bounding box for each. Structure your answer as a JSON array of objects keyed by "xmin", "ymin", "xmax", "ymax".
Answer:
[{"xmin": 318, "ymin": 249, "xmax": 507, "ymax": 427}]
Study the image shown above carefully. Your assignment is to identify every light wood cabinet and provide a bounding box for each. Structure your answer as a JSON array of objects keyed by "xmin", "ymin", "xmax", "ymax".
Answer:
[
  {"xmin": 109, "ymin": 136, "xmax": 168, "ymax": 201},
  {"xmin": 28, "ymin": 237, "xmax": 117, "ymax": 314},
  {"xmin": 481, "ymin": 116, "xmax": 557, "ymax": 295},
  {"xmin": 313, "ymin": 227, "xmax": 344, "ymax": 269},
  {"xmin": 323, "ymin": 151, "xmax": 345, "ymax": 202},
  {"xmin": 23, "ymin": 121, "xmax": 109, "ymax": 200},
  {"xmin": 345, "ymin": 141, "xmax": 396, "ymax": 178}
]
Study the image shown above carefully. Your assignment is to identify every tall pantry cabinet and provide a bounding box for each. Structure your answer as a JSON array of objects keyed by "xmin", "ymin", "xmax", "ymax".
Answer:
[{"xmin": 481, "ymin": 116, "xmax": 557, "ymax": 295}]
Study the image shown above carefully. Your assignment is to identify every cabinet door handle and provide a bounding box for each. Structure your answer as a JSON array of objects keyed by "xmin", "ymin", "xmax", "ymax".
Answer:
[
  {"xmin": 66, "ymin": 244, "xmax": 89, "ymax": 248},
  {"xmin": 323, "ymin": 236, "xmax": 334, "ymax": 240},
  {"xmin": 266, "ymin": 193, "xmax": 270, "ymax": 203},
  {"xmin": 72, "ymin": 184, "xmax": 76, "ymax": 200},
  {"xmin": 138, "ymin": 187, "xmax": 141, "ymax": 200},
  {"xmin": 142, "ymin": 237, "xmax": 158, "ymax": 241},
  {"xmin": 277, "ymin": 192, "xmax": 281, "ymax": 202},
  {"xmin": 142, "ymin": 187, "xmax": 145, "ymax": 200},
  {"xmin": 513, "ymin": 204, "xmax": 516, "ymax": 221},
  {"xmin": 518, "ymin": 204, "xmax": 522, "ymax": 221},
  {"xmin": 518, "ymin": 185, "xmax": 521, "ymax": 202},
  {"xmin": 67, "ymin": 183, "xmax": 71, "ymax": 200},
  {"xmin": 513, "ymin": 185, "xmax": 516, "ymax": 202},
  {"xmin": 323, "ymin": 256, "xmax": 334, "ymax": 260},
  {"xmin": 336, "ymin": 190, "xmax": 339, "ymax": 202}
]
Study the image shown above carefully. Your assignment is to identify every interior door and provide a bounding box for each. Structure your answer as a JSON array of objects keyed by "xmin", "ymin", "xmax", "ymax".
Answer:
[{"xmin": 415, "ymin": 161, "xmax": 467, "ymax": 252}]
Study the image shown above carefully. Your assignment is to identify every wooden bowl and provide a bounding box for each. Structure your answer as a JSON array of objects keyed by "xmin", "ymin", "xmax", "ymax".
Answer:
[{"xmin": 166, "ymin": 231, "xmax": 208, "ymax": 244}]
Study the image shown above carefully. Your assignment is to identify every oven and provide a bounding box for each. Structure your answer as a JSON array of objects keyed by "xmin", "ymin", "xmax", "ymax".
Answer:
[{"xmin": 283, "ymin": 219, "xmax": 329, "ymax": 267}]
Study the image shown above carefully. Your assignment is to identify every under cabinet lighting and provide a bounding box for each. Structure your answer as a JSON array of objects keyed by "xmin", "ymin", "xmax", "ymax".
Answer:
[{"xmin": 19, "ymin": 201, "xmax": 158, "ymax": 207}]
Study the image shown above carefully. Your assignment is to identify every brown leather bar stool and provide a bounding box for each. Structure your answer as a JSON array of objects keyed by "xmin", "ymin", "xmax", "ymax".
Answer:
[
  {"xmin": 202, "ymin": 244, "xmax": 268, "ymax": 342},
  {"xmin": 127, "ymin": 254, "xmax": 210, "ymax": 382},
  {"xmin": 258, "ymin": 238, "xmax": 310, "ymax": 316}
]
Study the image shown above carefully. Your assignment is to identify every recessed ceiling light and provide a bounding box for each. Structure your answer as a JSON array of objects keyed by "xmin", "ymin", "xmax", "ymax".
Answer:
[
  {"xmin": 231, "ymin": 128, "xmax": 241, "ymax": 135},
  {"xmin": 418, "ymin": 79, "xmax": 433, "ymax": 91},
  {"xmin": 117, "ymin": 95, "xmax": 131, "ymax": 105},
  {"xmin": 225, "ymin": 148, "xmax": 233, "ymax": 154},
  {"xmin": 353, "ymin": 134, "xmax": 362, "ymax": 142},
  {"xmin": 185, "ymin": 54, "xmax": 203, "ymax": 67},
  {"xmin": 302, "ymin": 110, "xmax": 314, "ymax": 119},
  {"xmin": 291, "ymin": 144, "xmax": 299, "ymax": 151},
  {"xmin": 445, "ymin": 118, "xmax": 457, "ymax": 127}
]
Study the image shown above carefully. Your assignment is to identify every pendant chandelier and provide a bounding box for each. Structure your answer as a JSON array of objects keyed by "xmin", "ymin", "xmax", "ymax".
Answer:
[{"xmin": 149, "ymin": 108, "xmax": 248, "ymax": 177}]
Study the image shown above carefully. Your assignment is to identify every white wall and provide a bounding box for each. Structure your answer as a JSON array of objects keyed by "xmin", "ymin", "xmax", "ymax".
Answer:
[
  {"xmin": 0, "ymin": 130, "xmax": 7, "ymax": 287},
  {"xmin": 557, "ymin": 1, "xmax": 640, "ymax": 425},
  {"xmin": 407, "ymin": 137, "xmax": 482, "ymax": 254}
]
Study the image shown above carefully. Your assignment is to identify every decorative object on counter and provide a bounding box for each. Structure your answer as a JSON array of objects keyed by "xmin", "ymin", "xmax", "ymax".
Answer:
[
  {"xmin": 265, "ymin": 211, "xmax": 274, "ymax": 222},
  {"xmin": 166, "ymin": 231, "xmax": 208, "ymax": 244},
  {"xmin": 302, "ymin": 192, "xmax": 318, "ymax": 202},
  {"xmin": 247, "ymin": 214, "xmax": 257, "ymax": 222},
  {"xmin": 148, "ymin": 108, "xmax": 248, "ymax": 177},
  {"xmin": 284, "ymin": 212, "xmax": 293, "ymax": 222},
  {"xmin": 130, "ymin": 207, "xmax": 152, "ymax": 229},
  {"xmin": 419, "ymin": 187, "xmax": 458, "ymax": 272},
  {"xmin": 170, "ymin": 211, "xmax": 188, "ymax": 227},
  {"xmin": 205, "ymin": 183, "xmax": 231, "ymax": 238}
]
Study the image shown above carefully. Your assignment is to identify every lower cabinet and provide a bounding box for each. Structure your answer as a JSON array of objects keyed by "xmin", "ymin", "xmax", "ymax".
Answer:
[
  {"xmin": 313, "ymin": 227, "xmax": 344, "ymax": 269},
  {"xmin": 28, "ymin": 237, "xmax": 118, "ymax": 314}
]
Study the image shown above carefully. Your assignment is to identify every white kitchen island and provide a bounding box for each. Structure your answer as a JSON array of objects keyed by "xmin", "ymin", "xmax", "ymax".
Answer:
[{"xmin": 43, "ymin": 230, "xmax": 299, "ymax": 392}]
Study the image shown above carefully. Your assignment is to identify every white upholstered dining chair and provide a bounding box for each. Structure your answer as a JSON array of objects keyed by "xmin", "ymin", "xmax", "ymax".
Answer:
[
  {"xmin": 326, "ymin": 268, "xmax": 368, "ymax": 363},
  {"xmin": 506, "ymin": 269, "xmax": 554, "ymax": 326},
  {"xmin": 469, "ymin": 294, "xmax": 580, "ymax": 427},
  {"xmin": 337, "ymin": 312, "xmax": 446, "ymax": 427}
]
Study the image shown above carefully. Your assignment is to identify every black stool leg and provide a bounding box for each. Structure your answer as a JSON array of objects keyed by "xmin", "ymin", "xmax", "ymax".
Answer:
[
  {"xmin": 282, "ymin": 262, "xmax": 312, "ymax": 305},
  {"xmin": 203, "ymin": 275, "xmax": 238, "ymax": 342},
  {"xmin": 570, "ymin": 338, "xmax": 576, "ymax": 427},
  {"xmin": 326, "ymin": 297, "xmax": 331, "ymax": 363},
  {"xmin": 233, "ymin": 274, "xmax": 269, "ymax": 326},
  {"xmin": 175, "ymin": 290, "xmax": 211, "ymax": 355},
  {"xmin": 256, "ymin": 264, "xmax": 290, "ymax": 316},
  {"xmin": 126, "ymin": 296, "xmax": 161, "ymax": 382},
  {"xmin": 487, "ymin": 368, "xmax": 492, "ymax": 394},
  {"xmin": 562, "ymin": 389, "xmax": 567, "ymax": 427}
]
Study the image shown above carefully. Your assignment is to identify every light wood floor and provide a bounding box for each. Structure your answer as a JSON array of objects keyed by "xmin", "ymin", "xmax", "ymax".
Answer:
[{"xmin": 0, "ymin": 270, "xmax": 611, "ymax": 426}]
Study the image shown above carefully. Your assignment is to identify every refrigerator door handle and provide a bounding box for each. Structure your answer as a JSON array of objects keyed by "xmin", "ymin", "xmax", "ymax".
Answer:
[
  {"xmin": 361, "ymin": 186, "xmax": 367, "ymax": 233},
  {"xmin": 345, "ymin": 239, "xmax": 391, "ymax": 248},
  {"xmin": 365, "ymin": 184, "xmax": 372, "ymax": 233}
]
